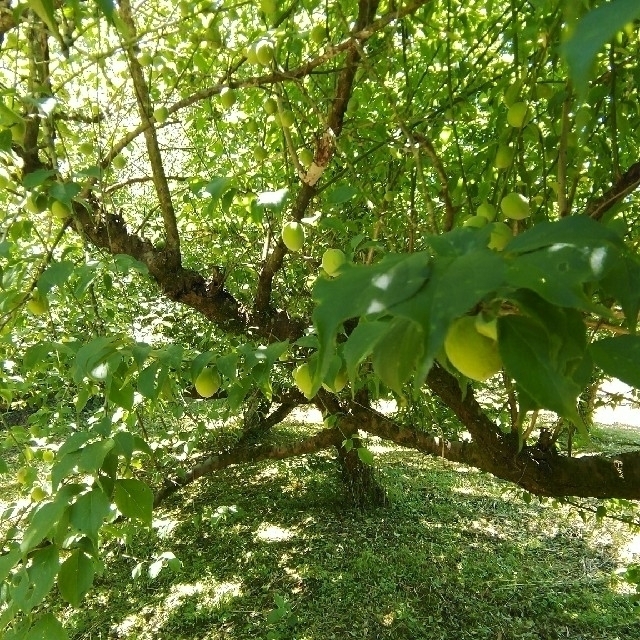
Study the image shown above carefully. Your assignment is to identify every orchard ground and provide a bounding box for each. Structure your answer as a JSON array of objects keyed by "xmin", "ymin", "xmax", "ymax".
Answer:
[{"xmin": 2, "ymin": 383, "xmax": 627, "ymax": 639}]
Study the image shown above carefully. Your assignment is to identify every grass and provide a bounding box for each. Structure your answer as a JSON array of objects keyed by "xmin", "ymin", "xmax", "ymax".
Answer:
[{"xmin": 51, "ymin": 420, "xmax": 640, "ymax": 640}]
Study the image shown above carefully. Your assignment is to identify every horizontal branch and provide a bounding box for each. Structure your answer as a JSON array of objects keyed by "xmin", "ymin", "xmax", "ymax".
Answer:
[{"xmin": 153, "ymin": 425, "xmax": 343, "ymax": 506}]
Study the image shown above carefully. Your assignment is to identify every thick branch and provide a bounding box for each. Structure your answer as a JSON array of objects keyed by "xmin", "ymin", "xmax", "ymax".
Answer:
[
  {"xmin": 153, "ymin": 426, "xmax": 343, "ymax": 506},
  {"xmin": 253, "ymin": 0, "xmax": 382, "ymax": 317},
  {"xmin": 421, "ymin": 365, "xmax": 640, "ymax": 499}
]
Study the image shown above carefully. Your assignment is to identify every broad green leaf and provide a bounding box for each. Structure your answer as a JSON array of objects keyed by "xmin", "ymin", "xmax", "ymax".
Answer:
[
  {"xmin": 498, "ymin": 315, "xmax": 586, "ymax": 433},
  {"xmin": 190, "ymin": 351, "xmax": 217, "ymax": 378},
  {"xmin": 21, "ymin": 500, "xmax": 68, "ymax": 553},
  {"xmin": 427, "ymin": 225, "xmax": 494, "ymax": 257},
  {"xmin": 562, "ymin": 0, "xmax": 640, "ymax": 97},
  {"xmin": 73, "ymin": 337, "xmax": 117, "ymax": 383},
  {"xmin": 114, "ymin": 479, "xmax": 153, "ymax": 525},
  {"xmin": 95, "ymin": 0, "xmax": 116, "ymax": 25},
  {"xmin": 58, "ymin": 549, "xmax": 95, "ymax": 607},
  {"xmin": 106, "ymin": 378, "xmax": 134, "ymax": 410},
  {"xmin": 24, "ymin": 613, "xmax": 68, "ymax": 640},
  {"xmin": 0, "ymin": 545, "xmax": 22, "ymax": 583},
  {"xmin": 313, "ymin": 252, "xmax": 430, "ymax": 389},
  {"xmin": 357, "ymin": 447, "xmax": 374, "ymax": 465},
  {"xmin": 590, "ymin": 336, "xmax": 640, "ymax": 389},
  {"xmin": 505, "ymin": 243, "xmax": 615, "ymax": 311},
  {"xmin": 27, "ymin": 0, "xmax": 60, "ymax": 38},
  {"xmin": 51, "ymin": 451, "xmax": 81, "ymax": 491},
  {"xmin": 19, "ymin": 545, "xmax": 59, "ymax": 613},
  {"xmin": 138, "ymin": 361, "xmax": 161, "ymax": 399},
  {"xmin": 506, "ymin": 216, "xmax": 623, "ymax": 254},
  {"xmin": 371, "ymin": 317, "xmax": 423, "ymax": 396},
  {"xmin": 205, "ymin": 176, "xmax": 233, "ymax": 202},
  {"xmin": 22, "ymin": 168, "xmax": 56, "ymax": 190},
  {"xmin": 112, "ymin": 254, "xmax": 148, "ymax": 275},
  {"xmin": 49, "ymin": 182, "xmax": 81, "ymax": 204},
  {"xmin": 78, "ymin": 439, "xmax": 115, "ymax": 473},
  {"xmin": 58, "ymin": 432, "xmax": 93, "ymax": 458},
  {"xmin": 325, "ymin": 184, "xmax": 358, "ymax": 205},
  {"xmin": 391, "ymin": 248, "xmax": 506, "ymax": 384},
  {"xmin": 69, "ymin": 488, "xmax": 112, "ymax": 545},
  {"xmin": 601, "ymin": 255, "xmax": 640, "ymax": 331},
  {"xmin": 23, "ymin": 341, "xmax": 74, "ymax": 371},
  {"xmin": 216, "ymin": 353, "xmax": 238, "ymax": 379},
  {"xmin": 343, "ymin": 320, "xmax": 391, "ymax": 384},
  {"xmin": 113, "ymin": 431, "xmax": 135, "ymax": 462}
]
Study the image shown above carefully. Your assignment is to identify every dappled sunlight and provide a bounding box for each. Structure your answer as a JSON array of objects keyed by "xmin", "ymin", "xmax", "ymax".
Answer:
[
  {"xmin": 110, "ymin": 579, "xmax": 243, "ymax": 639},
  {"xmin": 254, "ymin": 523, "xmax": 296, "ymax": 543}
]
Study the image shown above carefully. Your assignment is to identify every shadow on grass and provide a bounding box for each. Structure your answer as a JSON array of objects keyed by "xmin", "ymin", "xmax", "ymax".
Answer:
[{"xmin": 64, "ymin": 440, "xmax": 640, "ymax": 640}]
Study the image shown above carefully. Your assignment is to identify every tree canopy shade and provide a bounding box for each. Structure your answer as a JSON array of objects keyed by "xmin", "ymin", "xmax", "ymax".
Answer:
[{"xmin": 1, "ymin": 0, "xmax": 640, "ymax": 635}]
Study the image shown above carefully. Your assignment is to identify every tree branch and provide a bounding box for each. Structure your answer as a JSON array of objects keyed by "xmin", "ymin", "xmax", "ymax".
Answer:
[
  {"xmin": 586, "ymin": 161, "xmax": 640, "ymax": 221},
  {"xmin": 253, "ymin": 0, "xmax": 382, "ymax": 317},
  {"xmin": 118, "ymin": 0, "xmax": 181, "ymax": 262},
  {"xmin": 153, "ymin": 426, "xmax": 343, "ymax": 507}
]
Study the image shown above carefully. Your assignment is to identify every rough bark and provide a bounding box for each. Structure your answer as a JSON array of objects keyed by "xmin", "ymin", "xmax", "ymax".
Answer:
[{"xmin": 336, "ymin": 439, "xmax": 388, "ymax": 509}]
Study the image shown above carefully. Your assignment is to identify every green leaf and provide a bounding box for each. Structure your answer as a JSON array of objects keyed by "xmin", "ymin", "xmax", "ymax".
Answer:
[
  {"xmin": 190, "ymin": 351, "xmax": 217, "ymax": 379},
  {"xmin": 205, "ymin": 177, "xmax": 234, "ymax": 203},
  {"xmin": 138, "ymin": 361, "xmax": 161, "ymax": 399},
  {"xmin": 590, "ymin": 336, "xmax": 640, "ymax": 389},
  {"xmin": 357, "ymin": 447, "xmax": 374, "ymax": 465},
  {"xmin": 22, "ymin": 169, "xmax": 56, "ymax": 190},
  {"xmin": 73, "ymin": 337, "xmax": 117, "ymax": 383},
  {"xmin": 51, "ymin": 451, "xmax": 81, "ymax": 491},
  {"xmin": 106, "ymin": 378, "xmax": 134, "ymax": 410},
  {"xmin": 313, "ymin": 252, "xmax": 430, "ymax": 389},
  {"xmin": 24, "ymin": 613, "xmax": 68, "ymax": 640},
  {"xmin": 58, "ymin": 549, "xmax": 95, "ymax": 607},
  {"xmin": 69, "ymin": 488, "xmax": 112, "ymax": 544},
  {"xmin": 19, "ymin": 545, "xmax": 59, "ymax": 613},
  {"xmin": 371, "ymin": 318, "xmax": 423, "ymax": 396},
  {"xmin": 325, "ymin": 184, "xmax": 358, "ymax": 205},
  {"xmin": 49, "ymin": 182, "xmax": 81, "ymax": 204},
  {"xmin": 57, "ymin": 432, "xmax": 93, "ymax": 458},
  {"xmin": 27, "ymin": 0, "xmax": 60, "ymax": 38},
  {"xmin": 498, "ymin": 315, "xmax": 586, "ymax": 432},
  {"xmin": 343, "ymin": 320, "xmax": 391, "ymax": 384},
  {"xmin": 391, "ymin": 248, "xmax": 506, "ymax": 383},
  {"xmin": 600, "ymin": 255, "xmax": 640, "ymax": 331},
  {"xmin": 505, "ymin": 243, "xmax": 615, "ymax": 311},
  {"xmin": 95, "ymin": 0, "xmax": 116, "ymax": 25},
  {"xmin": 113, "ymin": 431, "xmax": 135, "ymax": 462},
  {"xmin": 506, "ymin": 216, "xmax": 623, "ymax": 254},
  {"xmin": 0, "ymin": 545, "xmax": 22, "ymax": 583},
  {"xmin": 114, "ymin": 479, "xmax": 153, "ymax": 525},
  {"xmin": 37, "ymin": 262, "xmax": 74, "ymax": 294},
  {"xmin": 78, "ymin": 439, "xmax": 115, "ymax": 473},
  {"xmin": 21, "ymin": 500, "xmax": 68, "ymax": 553},
  {"xmin": 562, "ymin": 0, "xmax": 640, "ymax": 97}
]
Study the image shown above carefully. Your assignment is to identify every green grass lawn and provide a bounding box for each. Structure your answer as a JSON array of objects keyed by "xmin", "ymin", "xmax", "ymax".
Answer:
[{"xmin": 53, "ymin": 421, "xmax": 640, "ymax": 640}]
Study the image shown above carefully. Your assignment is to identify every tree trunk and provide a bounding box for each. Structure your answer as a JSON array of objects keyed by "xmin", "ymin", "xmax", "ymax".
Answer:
[{"xmin": 336, "ymin": 439, "xmax": 387, "ymax": 509}]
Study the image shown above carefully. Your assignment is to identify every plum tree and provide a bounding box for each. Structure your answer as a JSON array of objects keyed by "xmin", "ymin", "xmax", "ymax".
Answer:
[{"xmin": 2, "ymin": 0, "xmax": 640, "ymax": 634}]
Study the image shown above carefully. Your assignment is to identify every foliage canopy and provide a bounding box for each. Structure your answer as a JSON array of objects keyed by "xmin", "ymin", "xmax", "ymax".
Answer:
[{"xmin": 1, "ymin": 0, "xmax": 640, "ymax": 635}]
